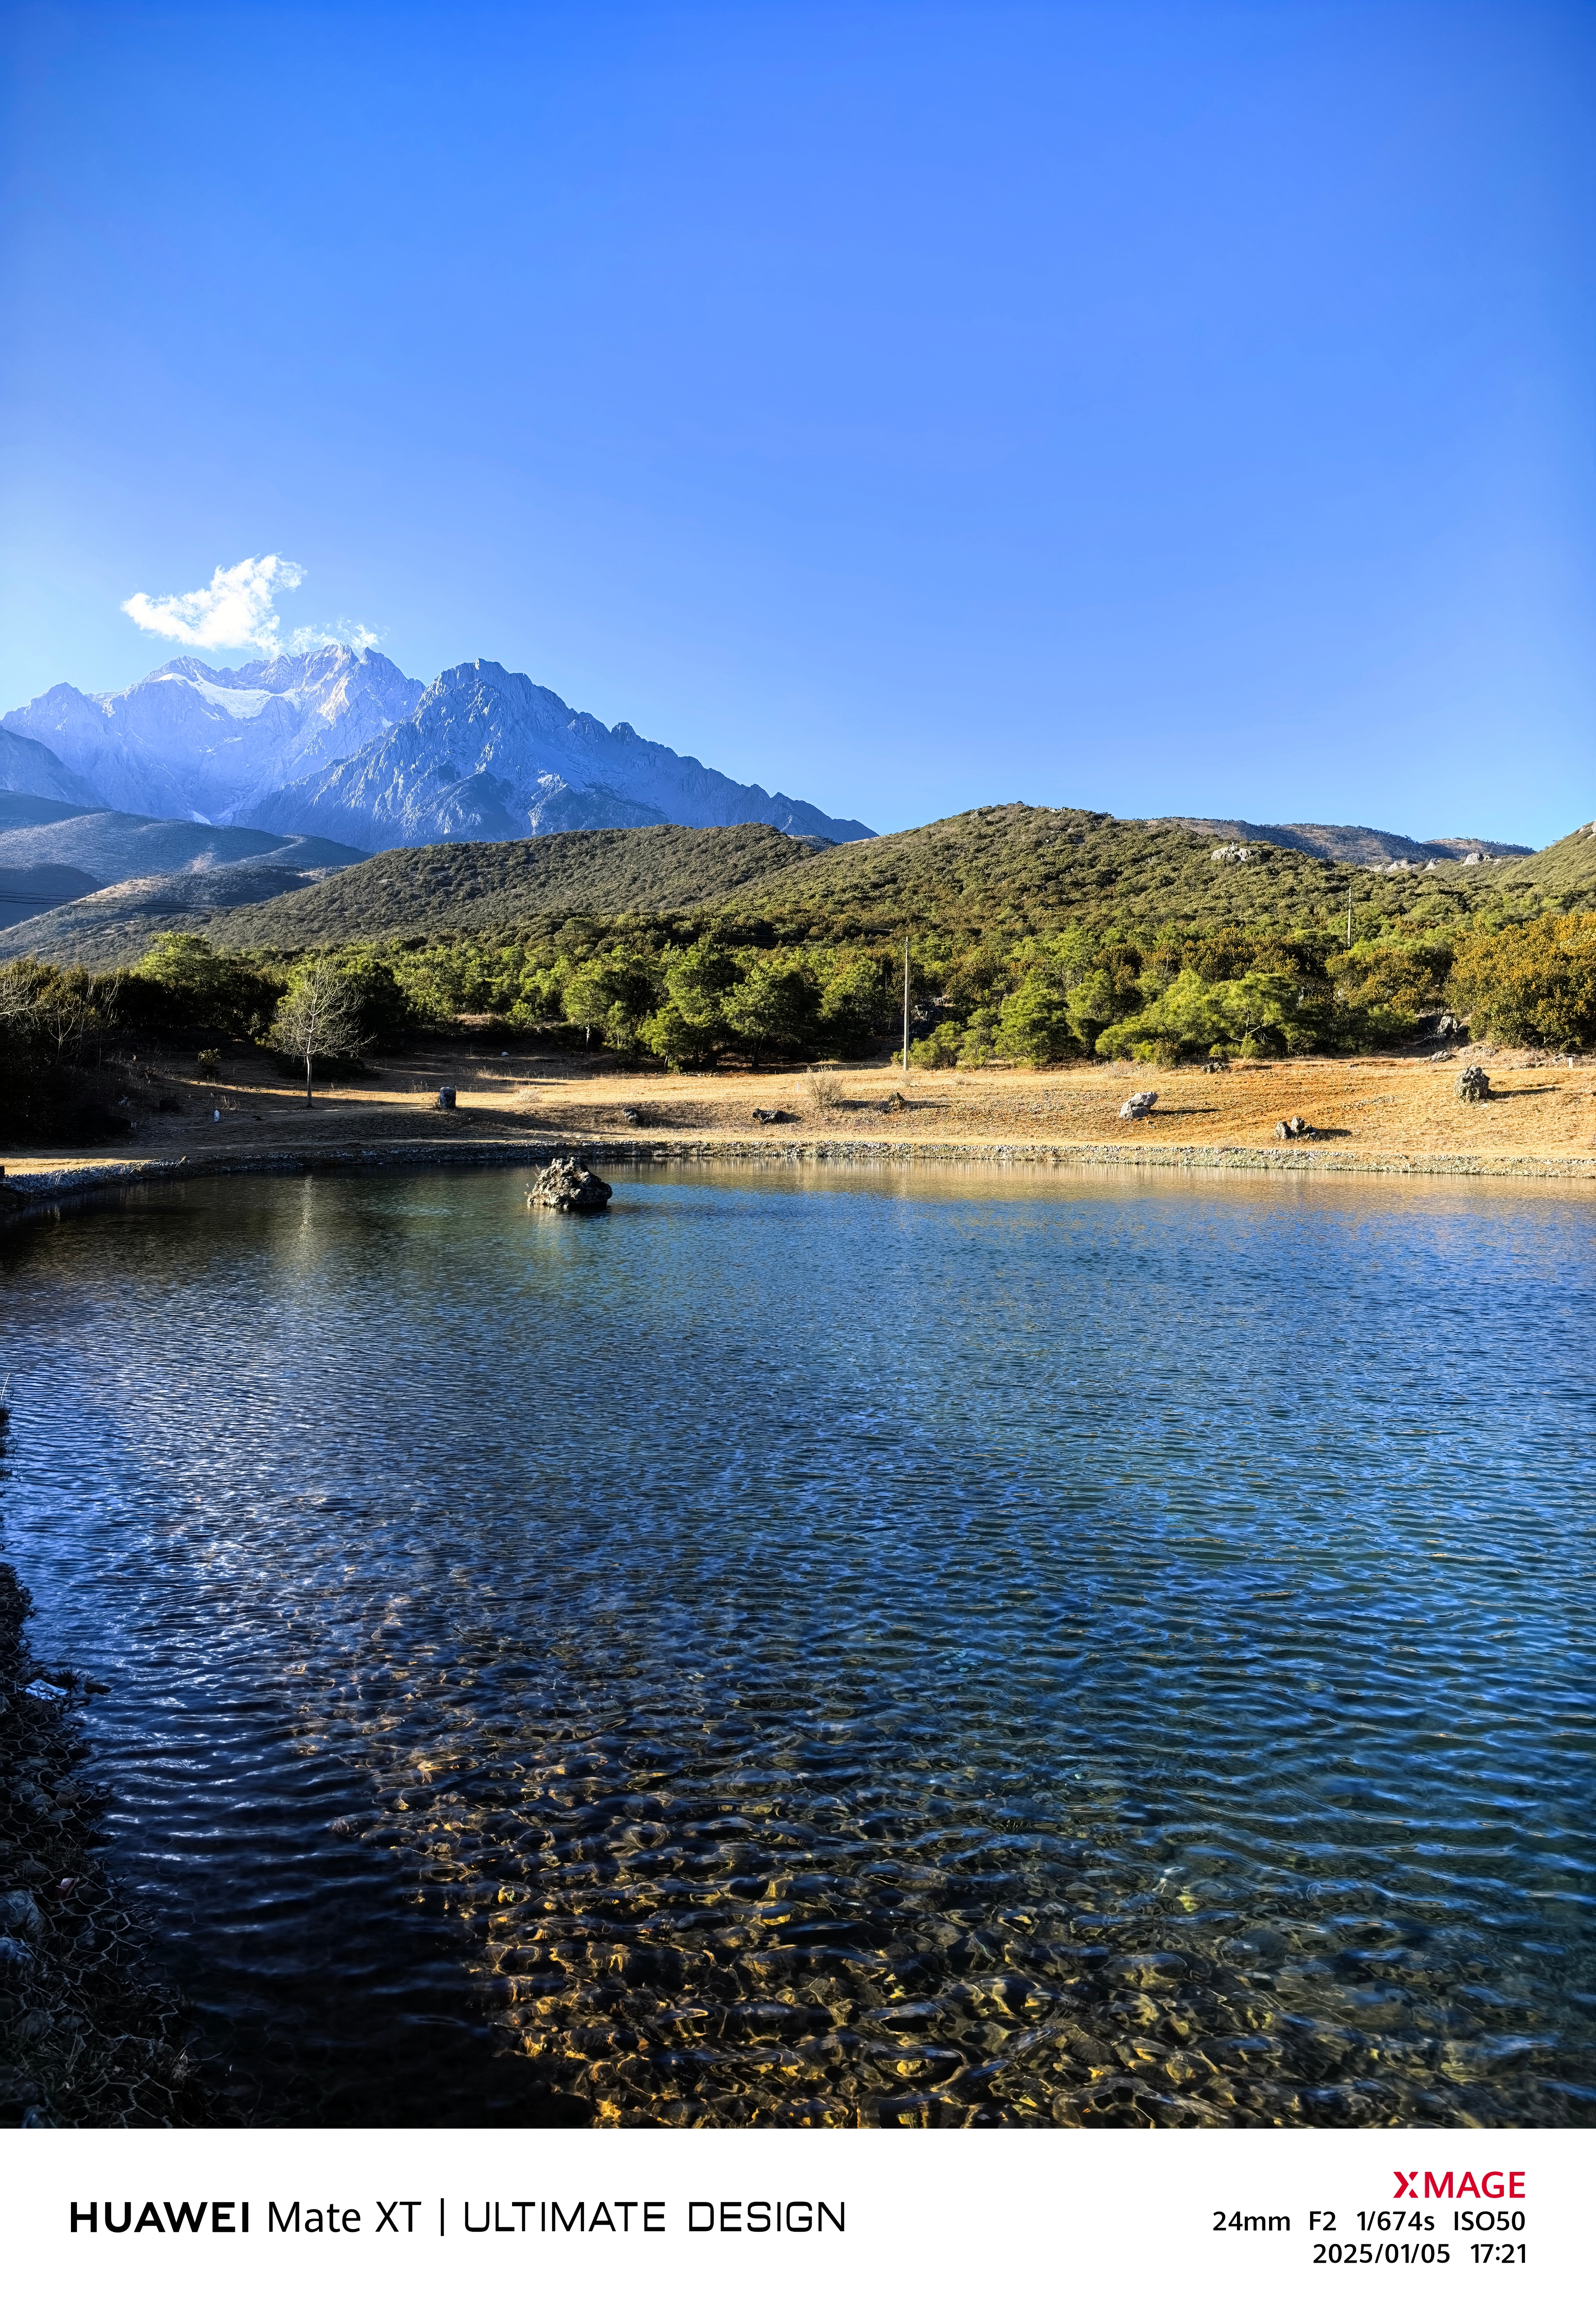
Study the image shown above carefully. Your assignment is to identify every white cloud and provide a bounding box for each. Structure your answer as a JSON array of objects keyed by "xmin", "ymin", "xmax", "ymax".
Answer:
[
  {"xmin": 121, "ymin": 554, "xmax": 307, "ymax": 654},
  {"xmin": 289, "ymin": 619, "xmax": 384, "ymax": 655}
]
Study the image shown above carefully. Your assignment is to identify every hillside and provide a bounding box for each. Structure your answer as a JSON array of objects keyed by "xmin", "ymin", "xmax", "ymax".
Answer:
[
  {"xmin": 0, "ymin": 837, "xmax": 369, "ymax": 969},
  {"xmin": 0, "ymin": 728, "xmax": 102, "ymax": 809},
  {"xmin": 209, "ymin": 821, "xmax": 832, "ymax": 949},
  {"xmin": 0, "ymin": 791, "xmax": 95, "ymax": 833},
  {"xmin": 0, "ymin": 809, "xmax": 363, "ymax": 886},
  {"xmin": 0, "ymin": 863, "xmax": 100, "ymax": 931},
  {"xmin": 10, "ymin": 804, "xmax": 1595, "ymax": 969},
  {"xmin": 708, "ymin": 804, "xmax": 1554, "ymax": 944},
  {"xmin": 157, "ymin": 805, "xmax": 1596, "ymax": 955},
  {"xmin": 1165, "ymin": 818, "xmax": 1532, "ymax": 866},
  {"xmin": 1470, "ymin": 821, "xmax": 1596, "ymax": 907}
]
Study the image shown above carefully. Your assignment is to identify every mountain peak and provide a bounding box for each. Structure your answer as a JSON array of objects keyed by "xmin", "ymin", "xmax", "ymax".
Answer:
[
  {"xmin": 1, "ymin": 648, "xmax": 426, "ymax": 820},
  {"xmin": 1, "ymin": 649, "xmax": 873, "ymax": 850}
]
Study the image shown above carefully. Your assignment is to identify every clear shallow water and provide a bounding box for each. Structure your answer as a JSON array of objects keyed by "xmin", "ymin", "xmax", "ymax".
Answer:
[{"xmin": 2, "ymin": 1164, "xmax": 1593, "ymax": 2128}]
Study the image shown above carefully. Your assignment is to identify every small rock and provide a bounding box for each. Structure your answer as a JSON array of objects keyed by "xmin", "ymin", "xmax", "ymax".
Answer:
[
  {"xmin": 1119, "ymin": 1091, "xmax": 1158, "ymax": 1119},
  {"xmin": 0, "ymin": 1935, "xmax": 35, "ymax": 1972},
  {"xmin": 436, "ymin": 1086, "xmax": 456, "ymax": 1110},
  {"xmin": 1457, "ymin": 1065, "xmax": 1490, "ymax": 1102},
  {"xmin": 1273, "ymin": 1114, "xmax": 1311, "ymax": 1139},
  {"xmin": 618, "ymin": 1107, "xmax": 641, "ymax": 1125},
  {"xmin": 0, "ymin": 1891, "xmax": 44, "ymax": 1941},
  {"xmin": 752, "ymin": 1108, "xmax": 792, "ymax": 1125},
  {"xmin": 525, "ymin": 1156, "xmax": 613, "ymax": 1212}
]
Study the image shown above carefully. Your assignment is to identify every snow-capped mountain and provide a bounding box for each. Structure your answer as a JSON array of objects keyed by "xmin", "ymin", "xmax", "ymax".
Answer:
[
  {"xmin": 1, "ymin": 645, "xmax": 424, "ymax": 823},
  {"xmin": 2, "ymin": 649, "xmax": 873, "ymax": 847},
  {"xmin": 249, "ymin": 660, "xmax": 876, "ymax": 848}
]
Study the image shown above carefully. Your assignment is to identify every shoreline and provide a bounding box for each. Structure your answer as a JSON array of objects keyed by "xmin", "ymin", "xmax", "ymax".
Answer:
[
  {"xmin": 0, "ymin": 1555, "xmax": 213, "ymax": 2126},
  {"xmin": 3, "ymin": 1128, "xmax": 1595, "ymax": 1227}
]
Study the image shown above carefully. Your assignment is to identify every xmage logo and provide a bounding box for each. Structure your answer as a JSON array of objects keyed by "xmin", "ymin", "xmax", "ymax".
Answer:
[{"xmin": 1393, "ymin": 2173, "xmax": 1525, "ymax": 2201}]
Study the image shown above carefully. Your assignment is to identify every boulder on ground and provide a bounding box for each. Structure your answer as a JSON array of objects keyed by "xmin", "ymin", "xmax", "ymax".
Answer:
[
  {"xmin": 1457, "ymin": 1065, "xmax": 1490, "ymax": 1103},
  {"xmin": 526, "ymin": 1156, "xmax": 612, "ymax": 1212},
  {"xmin": 1119, "ymin": 1091, "xmax": 1158, "ymax": 1119},
  {"xmin": 1274, "ymin": 1113, "xmax": 1311, "ymax": 1139}
]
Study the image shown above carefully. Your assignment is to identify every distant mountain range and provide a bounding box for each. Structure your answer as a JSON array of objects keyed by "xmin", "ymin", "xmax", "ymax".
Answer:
[
  {"xmin": 1, "ymin": 645, "xmax": 423, "ymax": 823},
  {"xmin": 5, "ymin": 644, "xmax": 1548, "ymax": 870},
  {"xmin": 0, "ymin": 807, "xmax": 366, "ymax": 937},
  {"xmin": 1166, "ymin": 818, "xmax": 1531, "ymax": 866},
  {"xmin": 0, "ymin": 643, "xmax": 1563, "ymax": 965},
  {"xmin": 1, "ymin": 646, "xmax": 875, "ymax": 846}
]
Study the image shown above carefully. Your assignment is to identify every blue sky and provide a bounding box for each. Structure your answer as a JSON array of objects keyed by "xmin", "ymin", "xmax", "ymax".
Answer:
[{"xmin": 1, "ymin": 1, "xmax": 1592, "ymax": 843}]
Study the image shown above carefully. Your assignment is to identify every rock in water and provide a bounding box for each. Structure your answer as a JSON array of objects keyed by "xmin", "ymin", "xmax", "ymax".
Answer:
[
  {"xmin": 526, "ymin": 1156, "xmax": 613, "ymax": 1212},
  {"xmin": 1457, "ymin": 1065, "xmax": 1490, "ymax": 1102},
  {"xmin": 1119, "ymin": 1091, "xmax": 1158, "ymax": 1119}
]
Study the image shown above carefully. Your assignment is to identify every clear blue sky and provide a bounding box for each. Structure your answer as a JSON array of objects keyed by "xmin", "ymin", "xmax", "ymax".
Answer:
[{"xmin": 2, "ymin": 1, "xmax": 1592, "ymax": 843}]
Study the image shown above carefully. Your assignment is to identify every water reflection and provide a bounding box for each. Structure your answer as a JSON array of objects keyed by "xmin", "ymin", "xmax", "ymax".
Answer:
[{"xmin": 3, "ymin": 1166, "xmax": 1593, "ymax": 2125}]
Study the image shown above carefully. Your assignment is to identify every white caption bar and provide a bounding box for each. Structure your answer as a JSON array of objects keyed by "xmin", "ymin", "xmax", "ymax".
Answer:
[{"xmin": 3, "ymin": 2126, "xmax": 1585, "ymax": 2306}]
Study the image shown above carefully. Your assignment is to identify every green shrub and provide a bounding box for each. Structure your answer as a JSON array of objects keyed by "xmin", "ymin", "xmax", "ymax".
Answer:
[
  {"xmin": 994, "ymin": 972, "xmax": 1077, "ymax": 1065},
  {"xmin": 1097, "ymin": 968, "xmax": 1307, "ymax": 1061},
  {"xmin": 561, "ymin": 949, "xmax": 661, "ymax": 1049},
  {"xmin": 818, "ymin": 956, "xmax": 895, "ymax": 1051},
  {"xmin": 721, "ymin": 955, "xmax": 819, "ymax": 1058},
  {"xmin": 128, "ymin": 933, "xmax": 282, "ymax": 1037},
  {"xmin": 1452, "ymin": 913, "xmax": 1596, "ymax": 1048},
  {"xmin": 908, "ymin": 1018, "xmax": 962, "ymax": 1068},
  {"xmin": 0, "ymin": 960, "xmax": 124, "ymax": 1146}
]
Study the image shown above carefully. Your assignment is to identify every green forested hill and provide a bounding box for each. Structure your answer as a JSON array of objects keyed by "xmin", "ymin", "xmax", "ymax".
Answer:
[
  {"xmin": 1470, "ymin": 822, "xmax": 1596, "ymax": 908},
  {"xmin": 223, "ymin": 801, "xmax": 1596, "ymax": 954},
  {"xmin": 720, "ymin": 804, "xmax": 1596, "ymax": 943},
  {"xmin": 18, "ymin": 803, "xmax": 1596, "ymax": 966},
  {"xmin": 210, "ymin": 820, "xmax": 826, "ymax": 949},
  {"xmin": 709, "ymin": 804, "xmax": 1420, "ymax": 941}
]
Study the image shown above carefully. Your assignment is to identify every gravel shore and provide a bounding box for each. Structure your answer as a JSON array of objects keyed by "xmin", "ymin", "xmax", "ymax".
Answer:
[{"xmin": 0, "ymin": 1550, "xmax": 212, "ymax": 2125}]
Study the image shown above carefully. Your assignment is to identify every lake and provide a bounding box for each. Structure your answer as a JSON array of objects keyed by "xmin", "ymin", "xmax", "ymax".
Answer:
[{"xmin": 3, "ymin": 1163, "xmax": 1592, "ymax": 2126}]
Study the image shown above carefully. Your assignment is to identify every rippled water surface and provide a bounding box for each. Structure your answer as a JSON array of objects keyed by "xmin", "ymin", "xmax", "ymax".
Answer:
[{"xmin": 3, "ymin": 1165, "xmax": 1593, "ymax": 2126}]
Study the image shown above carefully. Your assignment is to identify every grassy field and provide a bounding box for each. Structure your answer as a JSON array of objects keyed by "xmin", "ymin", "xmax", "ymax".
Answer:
[{"xmin": 7, "ymin": 1038, "xmax": 1592, "ymax": 1181}]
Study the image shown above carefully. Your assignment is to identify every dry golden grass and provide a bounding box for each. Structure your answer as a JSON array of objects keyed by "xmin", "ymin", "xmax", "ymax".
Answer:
[{"xmin": 6, "ymin": 1041, "xmax": 1595, "ymax": 1183}]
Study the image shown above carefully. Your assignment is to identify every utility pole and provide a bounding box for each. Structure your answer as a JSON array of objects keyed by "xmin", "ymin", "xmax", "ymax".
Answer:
[{"xmin": 902, "ymin": 938, "xmax": 910, "ymax": 1073}]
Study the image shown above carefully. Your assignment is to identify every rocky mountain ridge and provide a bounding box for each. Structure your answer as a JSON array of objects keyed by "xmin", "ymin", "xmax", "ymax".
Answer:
[
  {"xmin": 249, "ymin": 659, "xmax": 876, "ymax": 848},
  {"xmin": 2, "ymin": 649, "xmax": 873, "ymax": 847},
  {"xmin": 1, "ymin": 645, "xmax": 423, "ymax": 822},
  {"xmin": 1166, "ymin": 817, "xmax": 1532, "ymax": 865}
]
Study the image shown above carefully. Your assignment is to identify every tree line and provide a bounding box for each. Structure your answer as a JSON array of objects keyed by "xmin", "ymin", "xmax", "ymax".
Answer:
[{"xmin": 2, "ymin": 910, "xmax": 1592, "ymax": 1146}]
